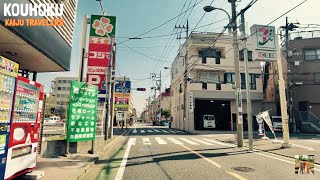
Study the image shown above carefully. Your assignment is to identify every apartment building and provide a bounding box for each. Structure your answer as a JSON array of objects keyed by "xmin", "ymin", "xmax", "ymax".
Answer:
[
  {"xmin": 263, "ymin": 35, "xmax": 320, "ymax": 133},
  {"xmin": 170, "ymin": 32, "xmax": 263, "ymax": 131}
]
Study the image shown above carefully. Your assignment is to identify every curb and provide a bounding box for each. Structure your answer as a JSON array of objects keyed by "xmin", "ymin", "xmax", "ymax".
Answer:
[{"xmin": 70, "ymin": 129, "xmax": 131, "ymax": 180}]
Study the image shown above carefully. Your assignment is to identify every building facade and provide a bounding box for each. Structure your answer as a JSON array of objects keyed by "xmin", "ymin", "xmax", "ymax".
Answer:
[
  {"xmin": 170, "ymin": 32, "xmax": 263, "ymax": 131},
  {"xmin": 263, "ymin": 36, "xmax": 320, "ymax": 133}
]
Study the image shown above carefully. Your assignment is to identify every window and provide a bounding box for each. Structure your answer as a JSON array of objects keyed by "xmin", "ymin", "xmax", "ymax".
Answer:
[
  {"xmin": 225, "ymin": 73, "xmax": 235, "ymax": 83},
  {"xmin": 216, "ymin": 83, "xmax": 221, "ymax": 90},
  {"xmin": 304, "ymin": 49, "xmax": 320, "ymax": 60},
  {"xmin": 198, "ymin": 71, "xmax": 219, "ymax": 83},
  {"xmin": 216, "ymin": 51, "xmax": 221, "ymax": 64},
  {"xmin": 202, "ymin": 82, "xmax": 207, "ymax": 90},
  {"xmin": 62, "ymin": 87, "xmax": 66, "ymax": 91},
  {"xmin": 314, "ymin": 73, "xmax": 320, "ymax": 83},
  {"xmin": 63, "ymin": 80, "xmax": 67, "ymax": 83},
  {"xmin": 58, "ymin": 80, "xmax": 62, "ymax": 83},
  {"xmin": 58, "ymin": 87, "xmax": 61, "ymax": 90},
  {"xmin": 239, "ymin": 50, "xmax": 253, "ymax": 61},
  {"xmin": 179, "ymin": 83, "xmax": 182, "ymax": 93},
  {"xmin": 241, "ymin": 73, "xmax": 246, "ymax": 89},
  {"xmin": 202, "ymin": 56, "xmax": 207, "ymax": 64},
  {"xmin": 250, "ymin": 74, "xmax": 257, "ymax": 90}
]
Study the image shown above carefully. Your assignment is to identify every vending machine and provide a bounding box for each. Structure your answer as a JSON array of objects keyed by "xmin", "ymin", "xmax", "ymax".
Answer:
[
  {"xmin": 0, "ymin": 56, "xmax": 19, "ymax": 180},
  {"xmin": 5, "ymin": 76, "xmax": 44, "ymax": 179}
]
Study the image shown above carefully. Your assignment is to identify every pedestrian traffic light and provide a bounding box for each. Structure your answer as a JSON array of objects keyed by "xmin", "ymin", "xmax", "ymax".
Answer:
[{"xmin": 136, "ymin": 88, "xmax": 146, "ymax": 91}]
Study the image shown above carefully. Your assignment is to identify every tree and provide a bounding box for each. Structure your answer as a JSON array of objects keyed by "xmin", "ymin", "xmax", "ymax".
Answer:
[
  {"xmin": 44, "ymin": 94, "xmax": 57, "ymax": 118},
  {"xmin": 161, "ymin": 109, "xmax": 170, "ymax": 118}
]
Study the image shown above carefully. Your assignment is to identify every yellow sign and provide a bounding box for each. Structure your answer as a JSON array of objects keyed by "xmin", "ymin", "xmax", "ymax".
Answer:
[
  {"xmin": 0, "ymin": 56, "xmax": 19, "ymax": 77},
  {"xmin": 114, "ymin": 93, "xmax": 130, "ymax": 98}
]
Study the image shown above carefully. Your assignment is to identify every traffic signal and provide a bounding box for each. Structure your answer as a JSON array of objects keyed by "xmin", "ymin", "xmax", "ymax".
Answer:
[
  {"xmin": 111, "ymin": 70, "xmax": 115, "ymax": 82},
  {"xmin": 136, "ymin": 88, "xmax": 146, "ymax": 91}
]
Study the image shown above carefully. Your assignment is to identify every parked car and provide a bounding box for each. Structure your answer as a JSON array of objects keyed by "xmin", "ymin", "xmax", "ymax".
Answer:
[
  {"xmin": 272, "ymin": 116, "xmax": 282, "ymax": 131},
  {"xmin": 203, "ymin": 115, "xmax": 216, "ymax": 128}
]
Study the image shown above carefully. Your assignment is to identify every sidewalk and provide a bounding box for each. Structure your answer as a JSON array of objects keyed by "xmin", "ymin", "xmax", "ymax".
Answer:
[
  {"xmin": 18, "ymin": 128, "xmax": 131, "ymax": 180},
  {"xmin": 190, "ymin": 130, "xmax": 320, "ymax": 165}
]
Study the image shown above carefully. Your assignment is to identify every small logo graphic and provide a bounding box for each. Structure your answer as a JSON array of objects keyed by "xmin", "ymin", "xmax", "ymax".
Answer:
[
  {"xmin": 92, "ymin": 17, "xmax": 114, "ymax": 37},
  {"xmin": 295, "ymin": 155, "xmax": 315, "ymax": 174}
]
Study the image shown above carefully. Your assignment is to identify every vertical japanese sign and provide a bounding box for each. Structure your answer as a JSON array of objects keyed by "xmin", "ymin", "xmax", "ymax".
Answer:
[
  {"xmin": 67, "ymin": 81, "xmax": 98, "ymax": 142},
  {"xmin": 86, "ymin": 15, "xmax": 116, "ymax": 99},
  {"xmin": 114, "ymin": 80, "xmax": 131, "ymax": 110}
]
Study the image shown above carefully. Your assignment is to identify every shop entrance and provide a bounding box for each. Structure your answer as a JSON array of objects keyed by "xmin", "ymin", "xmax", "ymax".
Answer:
[{"xmin": 194, "ymin": 100, "xmax": 231, "ymax": 130}]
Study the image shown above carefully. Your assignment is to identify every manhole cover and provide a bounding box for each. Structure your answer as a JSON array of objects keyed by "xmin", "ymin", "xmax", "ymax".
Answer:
[{"xmin": 232, "ymin": 167, "xmax": 255, "ymax": 172}]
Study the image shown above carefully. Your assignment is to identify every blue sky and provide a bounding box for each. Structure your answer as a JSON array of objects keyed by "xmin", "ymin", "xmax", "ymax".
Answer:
[{"xmin": 37, "ymin": 0, "xmax": 319, "ymax": 114}]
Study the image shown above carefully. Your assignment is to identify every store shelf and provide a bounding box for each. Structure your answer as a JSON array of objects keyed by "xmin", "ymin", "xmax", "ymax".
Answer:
[
  {"xmin": 16, "ymin": 93, "xmax": 38, "ymax": 100},
  {"xmin": 0, "ymin": 88, "xmax": 13, "ymax": 93},
  {"xmin": 14, "ymin": 109, "xmax": 37, "ymax": 113},
  {"xmin": 0, "ymin": 107, "xmax": 11, "ymax": 111}
]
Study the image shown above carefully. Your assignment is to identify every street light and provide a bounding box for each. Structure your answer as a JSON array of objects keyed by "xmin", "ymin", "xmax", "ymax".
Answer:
[{"xmin": 203, "ymin": 6, "xmax": 231, "ymax": 34}]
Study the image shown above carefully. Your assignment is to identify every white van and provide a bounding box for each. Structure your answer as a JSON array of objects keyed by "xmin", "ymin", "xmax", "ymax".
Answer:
[
  {"xmin": 203, "ymin": 115, "xmax": 216, "ymax": 128},
  {"xmin": 272, "ymin": 116, "xmax": 282, "ymax": 131}
]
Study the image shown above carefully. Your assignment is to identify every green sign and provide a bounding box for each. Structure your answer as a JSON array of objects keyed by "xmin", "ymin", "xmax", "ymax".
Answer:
[
  {"xmin": 67, "ymin": 81, "xmax": 98, "ymax": 142},
  {"xmin": 90, "ymin": 15, "xmax": 116, "ymax": 37}
]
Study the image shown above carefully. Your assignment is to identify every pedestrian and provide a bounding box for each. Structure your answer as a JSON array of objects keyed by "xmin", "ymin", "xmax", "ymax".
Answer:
[
  {"xmin": 300, "ymin": 162, "xmax": 305, "ymax": 174},
  {"xmin": 306, "ymin": 162, "xmax": 310, "ymax": 174}
]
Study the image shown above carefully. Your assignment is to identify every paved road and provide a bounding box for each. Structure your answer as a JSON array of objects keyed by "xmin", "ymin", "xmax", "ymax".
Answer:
[{"xmin": 95, "ymin": 123, "xmax": 320, "ymax": 180}]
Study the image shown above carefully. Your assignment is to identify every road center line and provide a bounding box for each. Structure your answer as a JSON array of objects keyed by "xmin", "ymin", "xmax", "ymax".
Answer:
[{"xmin": 115, "ymin": 144, "xmax": 133, "ymax": 180}]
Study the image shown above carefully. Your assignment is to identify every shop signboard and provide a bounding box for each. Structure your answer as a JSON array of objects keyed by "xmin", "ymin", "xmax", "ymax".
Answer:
[
  {"xmin": 86, "ymin": 15, "xmax": 116, "ymax": 98},
  {"xmin": 115, "ymin": 80, "xmax": 131, "ymax": 93},
  {"xmin": 250, "ymin": 25, "xmax": 279, "ymax": 62},
  {"xmin": 67, "ymin": 81, "xmax": 98, "ymax": 142}
]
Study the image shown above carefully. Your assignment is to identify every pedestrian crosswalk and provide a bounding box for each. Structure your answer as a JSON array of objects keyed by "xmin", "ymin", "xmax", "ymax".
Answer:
[
  {"xmin": 127, "ymin": 137, "xmax": 234, "ymax": 146},
  {"xmin": 132, "ymin": 129, "xmax": 184, "ymax": 134}
]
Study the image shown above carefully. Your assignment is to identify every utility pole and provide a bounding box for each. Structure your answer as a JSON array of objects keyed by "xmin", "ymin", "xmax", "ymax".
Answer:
[
  {"xmin": 229, "ymin": 0, "xmax": 243, "ymax": 147},
  {"xmin": 240, "ymin": 10, "xmax": 253, "ymax": 151},
  {"xmin": 122, "ymin": 76, "xmax": 126, "ymax": 130},
  {"xmin": 108, "ymin": 42, "xmax": 116, "ymax": 139},
  {"xmin": 175, "ymin": 21, "xmax": 189, "ymax": 130},
  {"xmin": 104, "ymin": 38, "xmax": 113, "ymax": 140}
]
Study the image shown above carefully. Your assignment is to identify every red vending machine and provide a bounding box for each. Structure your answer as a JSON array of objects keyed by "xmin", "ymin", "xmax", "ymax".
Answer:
[{"xmin": 5, "ymin": 76, "xmax": 44, "ymax": 179}]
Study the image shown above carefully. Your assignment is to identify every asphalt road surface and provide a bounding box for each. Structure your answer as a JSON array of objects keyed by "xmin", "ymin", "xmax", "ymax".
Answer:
[{"xmin": 95, "ymin": 123, "xmax": 320, "ymax": 180}]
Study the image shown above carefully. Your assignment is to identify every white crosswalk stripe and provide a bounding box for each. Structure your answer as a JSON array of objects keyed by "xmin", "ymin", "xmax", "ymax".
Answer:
[
  {"xmin": 140, "ymin": 130, "xmax": 145, "ymax": 133},
  {"xmin": 133, "ymin": 129, "xmax": 137, "ymax": 133},
  {"xmin": 143, "ymin": 138, "xmax": 151, "ymax": 145},
  {"xmin": 179, "ymin": 138, "xmax": 199, "ymax": 145},
  {"xmin": 202, "ymin": 138, "xmax": 236, "ymax": 147},
  {"xmin": 161, "ymin": 130, "xmax": 169, "ymax": 133},
  {"xmin": 154, "ymin": 129, "xmax": 161, "ymax": 132},
  {"xmin": 155, "ymin": 137, "xmax": 167, "ymax": 144},
  {"xmin": 147, "ymin": 130, "xmax": 153, "ymax": 132},
  {"xmin": 191, "ymin": 138, "xmax": 214, "ymax": 145},
  {"xmin": 168, "ymin": 130, "xmax": 176, "ymax": 133},
  {"xmin": 167, "ymin": 137, "xmax": 183, "ymax": 145},
  {"xmin": 307, "ymin": 140, "xmax": 320, "ymax": 144},
  {"xmin": 172, "ymin": 130, "xmax": 184, "ymax": 133}
]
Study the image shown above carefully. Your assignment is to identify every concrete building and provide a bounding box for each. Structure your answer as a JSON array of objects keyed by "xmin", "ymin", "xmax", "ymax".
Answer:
[
  {"xmin": 50, "ymin": 77, "xmax": 78, "ymax": 110},
  {"xmin": 170, "ymin": 32, "xmax": 263, "ymax": 131},
  {"xmin": 263, "ymin": 34, "xmax": 320, "ymax": 133},
  {"xmin": 151, "ymin": 88, "xmax": 171, "ymax": 125}
]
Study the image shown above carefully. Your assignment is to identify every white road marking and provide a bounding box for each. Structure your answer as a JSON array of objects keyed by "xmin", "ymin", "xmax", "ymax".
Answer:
[
  {"xmin": 155, "ymin": 137, "xmax": 167, "ymax": 144},
  {"xmin": 167, "ymin": 137, "xmax": 183, "ymax": 145},
  {"xmin": 161, "ymin": 130, "xmax": 169, "ymax": 133},
  {"xmin": 307, "ymin": 140, "xmax": 320, "ymax": 144},
  {"xmin": 128, "ymin": 138, "xmax": 136, "ymax": 145},
  {"xmin": 168, "ymin": 130, "xmax": 177, "ymax": 133},
  {"xmin": 115, "ymin": 140, "xmax": 134, "ymax": 180},
  {"xmin": 143, "ymin": 138, "xmax": 151, "ymax": 145},
  {"xmin": 140, "ymin": 130, "xmax": 145, "ymax": 133},
  {"xmin": 191, "ymin": 138, "xmax": 214, "ymax": 145},
  {"xmin": 132, "ymin": 129, "xmax": 137, "ymax": 133},
  {"xmin": 202, "ymin": 138, "xmax": 236, "ymax": 147},
  {"xmin": 154, "ymin": 129, "xmax": 161, "ymax": 132},
  {"xmin": 147, "ymin": 130, "xmax": 153, "ymax": 132},
  {"xmin": 179, "ymin": 138, "xmax": 199, "ymax": 145},
  {"xmin": 291, "ymin": 143, "xmax": 314, "ymax": 150}
]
